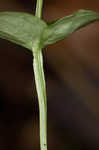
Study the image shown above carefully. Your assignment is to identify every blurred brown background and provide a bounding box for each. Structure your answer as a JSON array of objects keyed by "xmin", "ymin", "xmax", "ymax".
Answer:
[{"xmin": 0, "ymin": 0, "xmax": 99, "ymax": 150}]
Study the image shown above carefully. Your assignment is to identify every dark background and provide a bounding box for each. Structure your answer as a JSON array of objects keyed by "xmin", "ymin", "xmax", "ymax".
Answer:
[{"xmin": 0, "ymin": 0, "xmax": 99, "ymax": 150}]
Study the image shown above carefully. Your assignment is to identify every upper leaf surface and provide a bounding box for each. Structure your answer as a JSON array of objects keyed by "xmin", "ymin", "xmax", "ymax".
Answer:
[
  {"xmin": 0, "ymin": 12, "xmax": 47, "ymax": 50},
  {"xmin": 43, "ymin": 10, "xmax": 99, "ymax": 46}
]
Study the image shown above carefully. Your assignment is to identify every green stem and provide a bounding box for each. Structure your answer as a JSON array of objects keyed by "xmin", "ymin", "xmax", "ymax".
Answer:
[
  {"xmin": 35, "ymin": 0, "xmax": 43, "ymax": 18},
  {"xmin": 32, "ymin": 47, "xmax": 47, "ymax": 150},
  {"xmin": 34, "ymin": 1, "xmax": 47, "ymax": 150}
]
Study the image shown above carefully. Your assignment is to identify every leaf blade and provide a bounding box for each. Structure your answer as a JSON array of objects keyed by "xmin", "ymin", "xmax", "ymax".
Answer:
[
  {"xmin": 43, "ymin": 10, "xmax": 99, "ymax": 46},
  {"xmin": 0, "ymin": 12, "xmax": 47, "ymax": 50}
]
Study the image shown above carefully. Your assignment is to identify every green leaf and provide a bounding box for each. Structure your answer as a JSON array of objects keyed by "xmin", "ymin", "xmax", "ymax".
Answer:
[
  {"xmin": 42, "ymin": 10, "xmax": 99, "ymax": 46},
  {"xmin": 0, "ymin": 12, "xmax": 47, "ymax": 51}
]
